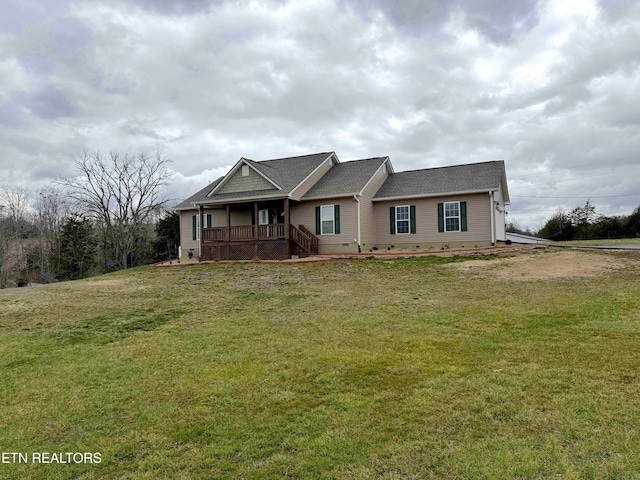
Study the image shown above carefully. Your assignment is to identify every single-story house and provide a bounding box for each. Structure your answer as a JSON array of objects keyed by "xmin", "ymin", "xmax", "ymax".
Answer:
[{"xmin": 174, "ymin": 152, "xmax": 510, "ymax": 260}]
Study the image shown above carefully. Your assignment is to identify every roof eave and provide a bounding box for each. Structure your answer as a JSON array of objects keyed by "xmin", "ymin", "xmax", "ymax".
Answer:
[
  {"xmin": 372, "ymin": 188, "xmax": 495, "ymax": 202},
  {"xmin": 289, "ymin": 153, "xmax": 337, "ymax": 198},
  {"xmin": 193, "ymin": 192, "xmax": 291, "ymax": 205},
  {"xmin": 357, "ymin": 157, "xmax": 391, "ymax": 196},
  {"xmin": 301, "ymin": 192, "xmax": 360, "ymax": 201}
]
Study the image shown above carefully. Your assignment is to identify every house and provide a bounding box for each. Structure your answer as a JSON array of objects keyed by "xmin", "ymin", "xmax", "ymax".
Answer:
[{"xmin": 174, "ymin": 152, "xmax": 509, "ymax": 260}]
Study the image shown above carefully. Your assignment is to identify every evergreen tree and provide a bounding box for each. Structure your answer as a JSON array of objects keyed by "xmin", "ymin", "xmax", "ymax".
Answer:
[
  {"xmin": 56, "ymin": 215, "xmax": 96, "ymax": 280},
  {"xmin": 538, "ymin": 210, "xmax": 574, "ymax": 241},
  {"xmin": 153, "ymin": 211, "xmax": 180, "ymax": 261}
]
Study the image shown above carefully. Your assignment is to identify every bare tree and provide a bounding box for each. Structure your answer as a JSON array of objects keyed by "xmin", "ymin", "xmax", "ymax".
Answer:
[
  {"xmin": 0, "ymin": 185, "xmax": 31, "ymax": 232},
  {"xmin": 55, "ymin": 150, "xmax": 173, "ymax": 270},
  {"xmin": 34, "ymin": 186, "xmax": 69, "ymax": 240}
]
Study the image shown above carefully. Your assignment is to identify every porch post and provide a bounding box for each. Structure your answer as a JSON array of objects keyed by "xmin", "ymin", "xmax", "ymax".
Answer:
[
  {"xmin": 254, "ymin": 201, "xmax": 258, "ymax": 239},
  {"xmin": 284, "ymin": 198, "xmax": 290, "ymax": 240},
  {"xmin": 226, "ymin": 204, "xmax": 231, "ymax": 241},
  {"xmin": 198, "ymin": 205, "xmax": 204, "ymax": 259}
]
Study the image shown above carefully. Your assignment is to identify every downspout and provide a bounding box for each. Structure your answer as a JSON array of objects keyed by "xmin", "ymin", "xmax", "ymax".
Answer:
[
  {"xmin": 198, "ymin": 205, "xmax": 204, "ymax": 259},
  {"xmin": 489, "ymin": 191, "xmax": 496, "ymax": 246},
  {"xmin": 354, "ymin": 194, "xmax": 361, "ymax": 253}
]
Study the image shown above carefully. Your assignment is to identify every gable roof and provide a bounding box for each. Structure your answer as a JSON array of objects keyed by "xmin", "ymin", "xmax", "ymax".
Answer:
[
  {"xmin": 200, "ymin": 152, "xmax": 335, "ymax": 204},
  {"xmin": 208, "ymin": 157, "xmax": 281, "ymax": 196},
  {"xmin": 373, "ymin": 160, "xmax": 509, "ymax": 202},
  {"xmin": 243, "ymin": 152, "xmax": 335, "ymax": 195},
  {"xmin": 302, "ymin": 157, "xmax": 389, "ymax": 199},
  {"xmin": 174, "ymin": 177, "xmax": 223, "ymax": 210}
]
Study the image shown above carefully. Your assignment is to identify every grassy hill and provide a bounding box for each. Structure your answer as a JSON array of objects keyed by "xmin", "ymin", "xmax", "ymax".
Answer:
[{"xmin": 1, "ymin": 250, "xmax": 639, "ymax": 479}]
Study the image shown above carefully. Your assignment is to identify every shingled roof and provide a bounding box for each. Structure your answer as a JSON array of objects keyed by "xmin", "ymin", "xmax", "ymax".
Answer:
[
  {"xmin": 373, "ymin": 160, "xmax": 508, "ymax": 201},
  {"xmin": 243, "ymin": 152, "xmax": 334, "ymax": 194},
  {"xmin": 302, "ymin": 157, "xmax": 388, "ymax": 199},
  {"xmin": 175, "ymin": 152, "xmax": 335, "ymax": 208},
  {"xmin": 174, "ymin": 177, "xmax": 223, "ymax": 210}
]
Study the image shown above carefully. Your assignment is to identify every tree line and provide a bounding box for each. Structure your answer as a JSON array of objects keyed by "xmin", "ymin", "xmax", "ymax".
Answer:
[
  {"xmin": 0, "ymin": 151, "xmax": 180, "ymax": 288},
  {"xmin": 508, "ymin": 200, "xmax": 640, "ymax": 241}
]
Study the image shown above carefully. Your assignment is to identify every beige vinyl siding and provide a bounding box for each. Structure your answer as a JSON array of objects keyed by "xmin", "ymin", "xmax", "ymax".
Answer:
[
  {"xmin": 373, "ymin": 193, "xmax": 492, "ymax": 248},
  {"xmin": 180, "ymin": 210, "xmax": 199, "ymax": 254},
  {"xmin": 291, "ymin": 198, "xmax": 359, "ymax": 253},
  {"xmin": 217, "ymin": 166, "xmax": 276, "ymax": 194},
  {"xmin": 290, "ymin": 157, "xmax": 334, "ymax": 200},
  {"xmin": 359, "ymin": 163, "xmax": 389, "ymax": 248}
]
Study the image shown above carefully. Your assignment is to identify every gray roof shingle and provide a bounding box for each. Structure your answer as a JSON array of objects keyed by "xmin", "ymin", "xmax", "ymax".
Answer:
[
  {"xmin": 242, "ymin": 152, "xmax": 334, "ymax": 194},
  {"xmin": 302, "ymin": 157, "xmax": 388, "ymax": 198},
  {"xmin": 174, "ymin": 177, "xmax": 223, "ymax": 209},
  {"xmin": 374, "ymin": 160, "xmax": 506, "ymax": 200},
  {"xmin": 174, "ymin": 152, "xmax": 334, "ymax": 208}
]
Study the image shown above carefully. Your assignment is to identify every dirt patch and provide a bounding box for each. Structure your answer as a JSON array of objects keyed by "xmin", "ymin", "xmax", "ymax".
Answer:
[{"xmin": 450, "ymin": 250, "xmax": 624, "ymax": 281}]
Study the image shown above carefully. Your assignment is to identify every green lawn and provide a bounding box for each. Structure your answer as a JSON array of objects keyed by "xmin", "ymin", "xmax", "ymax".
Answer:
[
  {"xmin": 556, "ymin": 238, "xmax": 640, "ymax": 246},
  {"xmin": 1, "ymin": 251, "xmax": 640, "ymax": 479}
]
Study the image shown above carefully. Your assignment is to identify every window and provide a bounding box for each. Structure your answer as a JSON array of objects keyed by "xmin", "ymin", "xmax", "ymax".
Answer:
[
  {"xmin": 192, "ymin": 214, "xmax": 200, "ymax": 241},
  {"xmin": 258, "ymin": 209, "xmax": 269, "ymax": 225},
  {"xmin": 321, "ymin": 205, "xmax": 334, "ymax": 235},
  {"xmin": 241, "ymin": 165, "xmax": 249, "ymax": 176},
  {"xmin": 444, "ymin": 201, "xmax": 460, "ymax": 232},
  {"xmin": 396, "ymin": 205, "xmax": 410, "ymax": 234}
]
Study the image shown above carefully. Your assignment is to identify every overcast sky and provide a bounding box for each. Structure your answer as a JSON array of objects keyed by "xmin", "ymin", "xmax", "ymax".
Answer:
[{"xmin": 1, "ymin": 0, "xmax": 639, "ymax": 229}]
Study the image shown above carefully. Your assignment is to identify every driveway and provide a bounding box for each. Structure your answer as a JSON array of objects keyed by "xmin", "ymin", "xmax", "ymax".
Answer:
[{"xmin": 571, "ymin": 244, "xmax": 640, "ymax": 251}]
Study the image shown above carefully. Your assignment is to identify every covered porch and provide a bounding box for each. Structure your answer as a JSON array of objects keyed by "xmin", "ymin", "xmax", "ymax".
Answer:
[{"xmin": 197, "ymin": 198, "xmax": 318, "ymax": 260}]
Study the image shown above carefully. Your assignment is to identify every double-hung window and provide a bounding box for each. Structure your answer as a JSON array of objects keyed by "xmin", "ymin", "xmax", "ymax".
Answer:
[
  {"xmin": 444, "ymin": 201, "xmax": 460, "ymax": 232},
  {"xmin": 192, "ymin": 214, "xmax": 200, "ymax": 241},
  {"xmin": 396, "ymin": 205, "xmax": 410, "ymax": 234},
  {"xmin": 321, "ymin": 205, "xmax": 334, "ymax": 235}
]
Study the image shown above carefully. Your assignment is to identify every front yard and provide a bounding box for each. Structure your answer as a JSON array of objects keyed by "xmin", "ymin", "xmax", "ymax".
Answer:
[{"xmin": 1, "ymin": 249, "xmax": 639, "ymax": 478}]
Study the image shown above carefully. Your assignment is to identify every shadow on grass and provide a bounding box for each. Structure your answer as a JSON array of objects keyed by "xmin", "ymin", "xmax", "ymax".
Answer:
[{"xmin": 54, "ymin": 308, "xmax": 188, "ymax": 345}]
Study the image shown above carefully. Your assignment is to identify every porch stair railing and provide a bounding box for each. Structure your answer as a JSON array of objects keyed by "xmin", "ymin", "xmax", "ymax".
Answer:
[{"xmin": 290, "ymin": 224, "xmax": 319, "ymax": 255}]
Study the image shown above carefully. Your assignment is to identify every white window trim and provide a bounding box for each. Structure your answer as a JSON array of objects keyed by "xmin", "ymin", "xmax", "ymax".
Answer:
[
  {"xmin": 444, "ymin": 201, "xmax": 461, "ymax": 233},
  {"xmin": 395, "ymin": 205, "xmax": 410, "ymax": 235},
  {"xmin": 241, "ymin": 165, "xmax": 249, "ymax": 176},
  {"xmin": 320, "ymin": 204, "xmax": 335, "ymax": 235}
]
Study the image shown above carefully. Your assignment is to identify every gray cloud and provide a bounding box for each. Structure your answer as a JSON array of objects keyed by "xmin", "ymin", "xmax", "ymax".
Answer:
[
  {"xmin": 339, "ymin": 0, "xmax": 539, "ymax": 41},
  {"xmin": 0, "ymin": 0, "xmax": 639, "ymax": 228},
  {"xmin": 49, "ymin": 16, "xmax": 92, "ymax": 50},
  {"xmin": 123, "ymin": 0, "xmax": 220, "ymax": 15},
  {"xmin": 0, "ymin": 101, "xmax": 22, "ymax": 128},
  {"xmin": 12, "ymin": 83, "xmax": 74, "ymax": 119}
]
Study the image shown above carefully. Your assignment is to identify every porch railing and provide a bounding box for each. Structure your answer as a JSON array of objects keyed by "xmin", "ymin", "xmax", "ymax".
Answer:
[
  {"xmin": 291, "ymin": 224, "xmax": 319, "ymax": 254},
  {"xmin": 202, "ymin": 224, "xmax": 285, "ymax": 242}
]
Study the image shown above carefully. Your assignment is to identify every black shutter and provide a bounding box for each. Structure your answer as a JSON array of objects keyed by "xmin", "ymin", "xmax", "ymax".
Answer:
[
  {"xmin": 460, "ymin": 202, "xmax": 467, "ymax": 232},
  {"xmin": 410, "ymin": 205, "xmax": 416, "ymax": 234},
  {"xmin": 206, "ymin": 214, "xmax": 212, "ymax": 229},
  {"xmin": 437, "ymin": 203, "xmax": 444, "ymax": 232},
  {"xmin": 389, "ymin": 206, "xmax": 395, "ymax": 235},
  {"xmin": 192, "ymin": 215, "xmax": 197, "ymax": 240},
  {"xmin": 315, "ymin": 206, "xmax": 321, "ymax": 235},
  {"xmin": 334, "ymin": 205, "xmax": 340, "ymax": 234}
]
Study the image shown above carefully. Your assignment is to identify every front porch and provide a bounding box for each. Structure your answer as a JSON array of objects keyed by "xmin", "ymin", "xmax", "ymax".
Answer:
[{"xmin": 197, "ymin": 199, "xmax": 318, "ymax": 260}]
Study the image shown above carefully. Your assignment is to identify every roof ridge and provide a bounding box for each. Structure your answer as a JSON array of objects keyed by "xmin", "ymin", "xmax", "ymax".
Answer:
[
  {"xmin": 251, "ymin": 152, "xmax": 334, "ymax": 163},
  {"xmin": 392, "ymin": 160, "xmax": 503, "ymax": 175},
  {"xmin": 340, "ymin": 157, "xmax": 387, "ymax": 163}
]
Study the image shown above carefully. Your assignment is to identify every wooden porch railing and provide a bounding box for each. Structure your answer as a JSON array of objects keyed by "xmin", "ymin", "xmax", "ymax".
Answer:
[
  {"xmin": 297, "ymin": 224, "xmax": 319, "ymax": 253},
  {"xmin": 290, "ymin": 224, "xmax": 319, "ymax": 254},
  {"xmin": 202, "ymin": 224, "xmax": 285, "ymax": 242}
]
